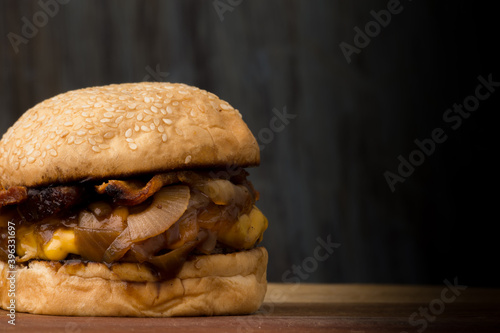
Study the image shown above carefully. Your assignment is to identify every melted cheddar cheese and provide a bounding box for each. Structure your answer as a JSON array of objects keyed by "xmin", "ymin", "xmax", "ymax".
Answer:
[{"xmin": 17, "ymin": 225, "xmax": 79, "ymax": 261}]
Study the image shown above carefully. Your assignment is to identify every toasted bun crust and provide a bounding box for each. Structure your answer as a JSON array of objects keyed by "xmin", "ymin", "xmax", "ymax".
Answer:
[
  {"xmin": 0, "ymin": 247, "xmax": 267, "ymax": 317},
  {"xmin": 0, "ymin": 82, "xmax": 259, "ymax": 188}
]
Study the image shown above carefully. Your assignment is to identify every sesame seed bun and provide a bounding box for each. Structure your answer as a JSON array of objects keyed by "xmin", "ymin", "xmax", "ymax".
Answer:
[
  {"xmin": 0, "ymin": 247, "xmax": 268, "ymax": 317},
  {"xmin": 0, "ymin": 82, "xmax": 259, "ymax": 188}
]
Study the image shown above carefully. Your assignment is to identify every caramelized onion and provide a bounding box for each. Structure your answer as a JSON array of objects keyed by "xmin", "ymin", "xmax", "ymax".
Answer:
[
  {"xmin": 196, "ymin": 179, "xmax": 235, "ymax": 205},
  {"xmin": 127, "ymin": 185, "xmax": 190, "ymax": 242},
  {"xmin": 74, "ymin": 227, "xmax": 120, "ymax": 262},
  {"xmin": 196, "ymin": 229, "xmax": 218, "ymax": 254},
  {"xmin": 102, "ymin": 227, "xmax": 133, "ymax": 263},
  {"xmin": 146, "ymin": 233, "xmax": 206, "ymax": 280},
  {"xmin": 103, "ymin": 185, "xmax": 190, "ymax": 263}
]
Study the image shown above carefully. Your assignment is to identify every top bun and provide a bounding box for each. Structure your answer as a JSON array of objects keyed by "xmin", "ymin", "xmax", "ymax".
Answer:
[{"xmin": 0, "ymin": 83, "xmax": 259, "ymax": 188}]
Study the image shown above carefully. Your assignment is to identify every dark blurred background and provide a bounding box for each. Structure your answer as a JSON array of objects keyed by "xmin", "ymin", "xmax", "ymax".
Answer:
[{"xmin": 0, "ymin": 1, "xmax": 498, "ymax": 287}]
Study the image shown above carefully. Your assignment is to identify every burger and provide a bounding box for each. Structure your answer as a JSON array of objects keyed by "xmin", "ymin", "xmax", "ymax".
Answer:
[{"xmin": 0, "ymin": 82, "xmax": 268, "ymax": 317}]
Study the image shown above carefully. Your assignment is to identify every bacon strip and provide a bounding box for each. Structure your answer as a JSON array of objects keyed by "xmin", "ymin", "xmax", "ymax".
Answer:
[
  {"xmin": 96, "ymin": 173, "xmax": 181, "ymax": 206},
  {"xmin": 0, "ymin": 186, "xmax": 28, "ymax": 207},
  {"xmin": 96, "ymin": 170, "xmax": 258, "ymax": 207}
]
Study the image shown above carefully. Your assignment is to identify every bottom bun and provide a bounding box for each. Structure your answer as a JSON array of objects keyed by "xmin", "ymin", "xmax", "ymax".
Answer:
[{"xmin": 0, "ymin": 247, "xmax": 268, "ymax": 317}]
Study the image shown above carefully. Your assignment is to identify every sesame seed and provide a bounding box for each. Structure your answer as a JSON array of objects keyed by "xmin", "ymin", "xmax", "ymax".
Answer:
[
  {"xmin": 141, "ymin": 125, "xmax": 151, "ymax": 132},
  {"xmin": 151, "ymin": 106, "xmax": 159, "ymax": 113},
  {"xmin": 126, "ymin": 112, "xmax": 135, "ymax": 119},
  {"xmin": 162, "ymin": 134, "xmax": 168, "ymax": 142},
  {"xmin": 49, "ymin": 149, "xmax": 58, "ymax": 157},
  {"xmin": 144, "ymin": 97, "xmax": 151, "ymax": 103},
  {"xmin": 129, "ymin": 143, "xmax": 138, "ymax": 150},
  {"xmin": 42, "ymin": 151, "xmax": 47, "ymax": 158},
  {"xmin": 220, "ymin": 103, "xmax": 231, "ymax": 110},
  {"xmin": 197, "ymin": 104, "xmax": 206, "ymax": 113},
  {"xmin": 104, "ymin": 132, "xmax": 115, "ymax": 139},
  {"xmin": 104, "ymin": 112, "xmax": 114, "ymax": 118},
  {"xmin": 28, "ymin": 157, "xmax": 36, "ymax": 164},
  {"xmin": 26, "ymin": 146, "xmax": 34, "ymax": 156},
  {"xmin": 150, "ymin": 123, "xmax": 155, "ymax": 131},
  {"xmin": 137, "ymin": 114, "xmax": 144, "ymax": 121},
  {"xmin": 75, "ymin": 137, "xmax": 85, "ymax": 145},
  {"xmin": 128, "ymin": 103, "xmax": 137, "ymax": 109},
  {"xmin": 126, "ymin": 138, "xmax": 135, "ymax": 143},
  {"xmin": 100, "ymin": 119, "xmax": 111, "ymax": 123},
  {"xmin": 158, "ymin": 125, "xmax": 165, "ymax": 133},
  {"xmin": 178, "ymin": 90, "xmax": 188, "ymax": 95},
  {"xmin": 134, "ymin": 125, "xmax": 140, "ymax": 132},
  {"xmin": 154, "ymin": 118, "xmax": 160, "ymax": 126},
  {"xmin": 125, "ymin": 129, "xmax": 133, "ymax": 138},
  {"xmin": 94, "ymin": 102, "xmax": 103, "ymax": 107},
  {"xmin": 92, "ymin": 146, "xmax": 101, "ymax": 153},
  {"xmin": 105, "ymin": 107, "xmax": 115, "ymax": 112},
  {"xmin": 143, "ymin": 109, "xmax": 152, "ymax": 115},
  {"xmin": 167, "ymin": 106, "xmax": 173, "ymax": 114},
  {"xmin": 115, "ymin": 116, "xmax": 124, "ymax": 124},
  {"xmin": 94, "ymin": 136, "xmax": 104, "ymax": 143},
  {"xmin": 185, "ymin": 155, "xmax": 192, "ymax": 163},
  {"xmin": 172, "ymin": 101, "xmax": 179, "ymax": 106},
  {"xmin": 68, "ymin": 136, "xmax": 75, "ymax": 144},
  {"xmin": 160, "ymin": 109, "xmax": 167, "ymax": 115},
  {"xmin": 14, "ymin": 162, "xmax": 20, "ymax": 170},
  {"xmin": 163, "ymin": 119, "xmax": 173, "ymax": 125},
  {"xmin": 20, "ymin": 158, "xmax": 27, "ymax": 167},
  {"xmin": 64, "ymin": 121, "xmax": 73, "ymax": 126},
  {"xmin": 77, "ymin": 130, "xmax": 86, "ymax": 136}
]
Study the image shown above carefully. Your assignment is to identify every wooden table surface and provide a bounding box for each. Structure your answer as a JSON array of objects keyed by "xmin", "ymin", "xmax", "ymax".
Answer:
[{"xmin": 1, "ymin": 283, "xmax": 499, "ymax": 332}]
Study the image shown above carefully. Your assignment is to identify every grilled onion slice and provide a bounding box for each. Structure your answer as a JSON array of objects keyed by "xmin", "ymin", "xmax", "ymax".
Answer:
[
  {"xmin": 146, "ymin": 231, "xmax": 207, "ymax": 280},
  {"xmin": 127, "ymin": 185, "xmax": 190, "ymax": 242},
  {"xmin": 103, "ymin": 185, "xmax": 190, "ymax": 263},
  {"xmin": 75, "ymin": 227, "xmax": 120, "ymax": 262}
]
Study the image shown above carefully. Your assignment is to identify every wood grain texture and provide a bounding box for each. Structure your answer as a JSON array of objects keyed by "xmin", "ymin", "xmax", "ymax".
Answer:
[
  {"xmin": 1, "ymin": 283, "xmax": 499, "ymax": 332},
  {"xmin": 0, "ymin": 0, "xmax": 498, "ymax": 287}
]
